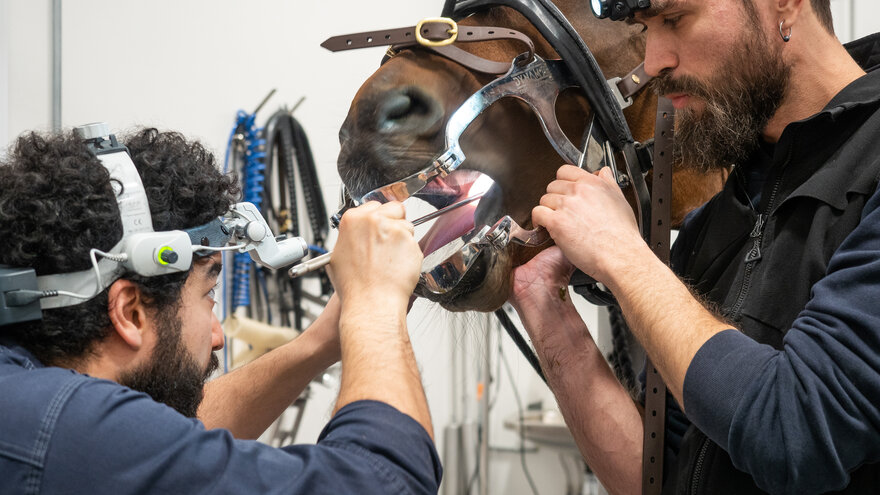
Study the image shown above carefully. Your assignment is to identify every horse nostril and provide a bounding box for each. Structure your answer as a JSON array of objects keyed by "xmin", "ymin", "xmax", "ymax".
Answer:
[
  {"xmin": 380, "ymin": 93, "xmax": 416, "ymax": 123},
  {"xmin": 375, "ymin": 87, "xmax": 442, "ymax": 135}
]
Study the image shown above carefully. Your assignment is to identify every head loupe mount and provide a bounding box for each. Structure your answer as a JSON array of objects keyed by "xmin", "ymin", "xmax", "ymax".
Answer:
[
  {"xmin": 0, "ymin": 122, "xmax": 308, "ymax": 327},
  {"xmin": 590, "ymin": 0, "xmax": 651, "ymax": 21}
]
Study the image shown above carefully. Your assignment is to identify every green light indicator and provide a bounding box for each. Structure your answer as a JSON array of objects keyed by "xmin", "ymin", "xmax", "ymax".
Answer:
[{"xmin": 157, "ymin": 246, "xmax": 178, "ymax": 265}]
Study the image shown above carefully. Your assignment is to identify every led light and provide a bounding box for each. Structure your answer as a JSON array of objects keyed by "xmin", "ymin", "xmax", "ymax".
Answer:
[
  {"xmin": 157, "ymin": 246, "xmax": 178, "ymax": 265},
  {"xmin": 591, "ymin": 0, "xmax": 651, "ymax": 21}
]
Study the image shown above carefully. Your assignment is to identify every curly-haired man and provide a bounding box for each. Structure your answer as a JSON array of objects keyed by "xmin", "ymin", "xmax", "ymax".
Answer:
[{"xmin": 0, "ymin": 128, "xmax": 440, "ymax": 494}]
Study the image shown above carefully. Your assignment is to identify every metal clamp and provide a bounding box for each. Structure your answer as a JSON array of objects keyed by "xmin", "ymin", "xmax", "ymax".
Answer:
[
  {"xmin": 416, "ymin": 17, "xmax": 458, "ymax": 47},
  {"xmin": 419, "ymin": 213, "xmax": 551, "ymax": 294},
  {"xmin": 606, "ymin": 76, "xmax": 634, "ymax": 110}
]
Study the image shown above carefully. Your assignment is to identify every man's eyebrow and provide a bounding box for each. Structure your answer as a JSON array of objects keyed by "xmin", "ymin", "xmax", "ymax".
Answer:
[
  {"xmin": 204, "ymin": 260, "xmax": 223, "ymax": 279},
  {"xmin": 632, "ymin": 0, "xmax": 678, "ymax": 20}
]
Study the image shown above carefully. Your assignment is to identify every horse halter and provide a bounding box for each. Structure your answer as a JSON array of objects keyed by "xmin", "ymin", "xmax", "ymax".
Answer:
[{"xmin": 322, "ymin": 16, "xmax": 654, "ymax": 295}]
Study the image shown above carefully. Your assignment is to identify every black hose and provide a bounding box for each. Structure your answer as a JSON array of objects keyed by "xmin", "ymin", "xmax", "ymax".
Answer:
[
  {"xmin": 260, "ymin": 109, "xmax": 332, "ymax": 330},
  {"xmin": 494, "ymin": 308, "xmax": 546, "ymax": 384},
  {"xmin": 290, "ymin": 117, "xmax": 329, "ymax": 246},
  {"xmin": 264, "ymin": 112, "xmax": 302, "ymax": 329}
]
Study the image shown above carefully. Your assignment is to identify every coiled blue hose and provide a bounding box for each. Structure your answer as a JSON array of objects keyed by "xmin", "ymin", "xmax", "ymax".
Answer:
[{"xmin": 231, "ymin": 110, "xmax": 266, "ymax": 312}]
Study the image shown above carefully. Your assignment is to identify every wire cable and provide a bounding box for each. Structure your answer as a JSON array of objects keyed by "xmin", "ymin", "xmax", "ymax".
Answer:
[
  {"xmin": 464, "ymin": 324, "xmax": 505, "ymax": 494},
  {"xmin": 494, "ymin": 307, "xmax": 546, "ymax": 383},
  {"xmin": 501, "ymin": 334, "xmax": 541, "ymax": 495},
  {"xmin": 13, "ymin": 248, "xmax": 130, "ymax": 307},
  {"xmin": 230, "ymin": 110, "xmax": 267, "ymax": 313},
  {"xmin": 192, "ymin": 244, "xmax": 247, "ymax": 253}
]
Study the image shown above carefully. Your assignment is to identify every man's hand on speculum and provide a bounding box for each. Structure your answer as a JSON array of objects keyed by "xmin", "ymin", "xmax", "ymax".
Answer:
[
  {"xmin": 510, "ymin": 246, "xmax": 575, "ymax": 311},
  {"xmin": 532, "ymin": 165, "xmax": 648, "ymax": 284}
]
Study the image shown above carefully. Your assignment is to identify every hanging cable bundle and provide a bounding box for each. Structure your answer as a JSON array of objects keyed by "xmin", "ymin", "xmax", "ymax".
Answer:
[
  {"xmin": 262, "ymin": 108, "xmax": 332, "ymax": 331},
  {"xmin": 223, "ymin": 93, "xmax": 332, "ymax": 333},
  {"xmin": 220, "ymin": 95, "xmax": 333, "ymax": 445}
]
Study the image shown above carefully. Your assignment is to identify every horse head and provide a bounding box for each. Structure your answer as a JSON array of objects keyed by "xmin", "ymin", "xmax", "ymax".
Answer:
[{"xmin": 336, "ymin": 0, "xmax": 727, "ymax": 312}]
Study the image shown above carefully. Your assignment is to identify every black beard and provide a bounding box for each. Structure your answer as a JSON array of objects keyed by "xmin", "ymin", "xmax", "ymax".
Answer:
[
  {"xmin": 652, "ymin": 22, "xmax": 790, "ymax": 172},
  {"xmin": 118, "ymin": 307, "xmax": 219, "ymax": 418}
]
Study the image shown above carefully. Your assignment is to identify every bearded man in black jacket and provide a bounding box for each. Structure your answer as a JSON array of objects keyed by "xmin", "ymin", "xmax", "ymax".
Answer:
[{"xmin": 509, "ymin": 0, "xmax": 880, "ymax": 493}]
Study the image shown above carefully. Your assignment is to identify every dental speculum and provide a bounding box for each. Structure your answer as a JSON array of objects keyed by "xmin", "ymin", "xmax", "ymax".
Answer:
[
  {"xmin": 322, "ymin": 55, "xmax": 622, "ymax": 294},
  {"xmin": 331, "ymin": 55, "xmax": 608, "ymax": 220}
]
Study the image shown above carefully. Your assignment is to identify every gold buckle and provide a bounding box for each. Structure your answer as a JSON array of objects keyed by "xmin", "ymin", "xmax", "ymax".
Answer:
[{"xmin": 415, "ymin": 17, "xmax": 458, "ymax": 48}]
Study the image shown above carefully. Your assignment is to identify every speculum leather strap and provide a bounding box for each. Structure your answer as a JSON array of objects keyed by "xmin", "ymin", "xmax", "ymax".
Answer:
[
  {"xmin": 618, "ymin": 63, "xmax": 650, "ymax": 101},
  {"xmin": 642, "ymin": 96, "xmax": 675, "ymax": 495}
]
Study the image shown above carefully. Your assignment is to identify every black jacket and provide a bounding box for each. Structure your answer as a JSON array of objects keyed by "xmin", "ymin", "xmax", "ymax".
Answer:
[{"xmin": 663, "ymin": 32, "xmax": 880, "ymax": 495}]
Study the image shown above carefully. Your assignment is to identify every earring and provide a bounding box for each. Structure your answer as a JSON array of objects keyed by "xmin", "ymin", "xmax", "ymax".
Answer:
[{"xmin": 779, "ymin": 20, "xmax": 792, "ymax": 42}]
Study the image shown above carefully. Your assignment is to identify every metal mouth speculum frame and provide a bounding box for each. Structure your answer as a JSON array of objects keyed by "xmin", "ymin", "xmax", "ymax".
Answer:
[
  {"xmin": 333, "ymin": 54, "xmax": 617, "ymax": 293},
  {"xmin": 334, "ymin": 54, "xmax": 596, "ymax": 211}
]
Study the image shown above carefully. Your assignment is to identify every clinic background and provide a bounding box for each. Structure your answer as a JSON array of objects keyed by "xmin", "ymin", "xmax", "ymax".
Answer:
[{"xmin": 2, "ymin": 1, "xmax": 879, "ymax": 493}]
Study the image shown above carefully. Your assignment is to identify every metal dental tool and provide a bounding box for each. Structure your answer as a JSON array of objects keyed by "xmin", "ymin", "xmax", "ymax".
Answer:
[{"xmin": 289, "ymin": 193, "xmax": 485, "ymax": 279}]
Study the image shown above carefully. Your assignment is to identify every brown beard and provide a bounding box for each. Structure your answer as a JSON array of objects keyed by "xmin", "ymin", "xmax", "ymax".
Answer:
[
  {"xmin": 652, "ymin": 20, "xmax": 790, "ymax": 172},
  {"xmin": 118, "ymin": 306, "xmax": 219, "ymax": 418}
]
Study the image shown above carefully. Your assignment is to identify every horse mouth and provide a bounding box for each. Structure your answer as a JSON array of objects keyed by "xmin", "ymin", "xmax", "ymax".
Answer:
[
  {"xmin": 336, "ymin": 90, "xmax": 514, "ymax": 311},
  {"xmin": 338, "ymin": 157, "xmax": 509, "ymax": 310},
  {"xmin": 411, "ymin": 170, "xmax": 511, "ymax": 310}
]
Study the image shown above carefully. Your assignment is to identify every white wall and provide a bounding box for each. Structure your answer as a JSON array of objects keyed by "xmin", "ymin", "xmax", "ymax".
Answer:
[
  {"xmin": 4, "ymin": 0, "xmax": 52, "ymax": 151},
  {"xmin": 0, "ymin": 0, "xmax": 8, "ymax": 148},
  {"xmin": 3, "ymin": 1, "xmax": 880, "ymax": 494},
  {"xmin": 832, "ymin": 0, "xmax": 880, "ymax": 42}
]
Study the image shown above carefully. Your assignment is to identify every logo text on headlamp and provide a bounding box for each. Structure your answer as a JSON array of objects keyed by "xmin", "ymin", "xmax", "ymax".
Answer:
[{"xmin": 591, "ymin": 0, "xmax": 650, "ymax": 21}]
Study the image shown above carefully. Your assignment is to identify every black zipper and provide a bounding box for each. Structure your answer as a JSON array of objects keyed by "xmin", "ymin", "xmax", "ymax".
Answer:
[
  {"xmin": 690, "ymin": 143, "xmax": 795, "ymax": 493},
  {"xmin": 729, "ymin": 171, "xmax": 783, "ymax": 321},
  {"xmin": 689, "ymin": 434, "xmax": 710, "ymax": 495}
]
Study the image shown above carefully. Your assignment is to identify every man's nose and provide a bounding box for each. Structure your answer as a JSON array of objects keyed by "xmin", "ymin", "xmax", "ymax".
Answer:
[
  {"xmin": 643, "ymin": 32, "xmax": 679, "ymax": 77},
  {"xmin": 211, "ymin": 313, "xmax": 224, "ymax": 351}
]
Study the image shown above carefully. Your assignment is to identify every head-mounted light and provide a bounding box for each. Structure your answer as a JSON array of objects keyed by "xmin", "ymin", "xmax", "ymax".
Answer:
[
  {"xmin": 0, "ymin": 123, "xmax": 309, "ymax": 327},
  {"xmin": 590, "ymin": 0, "xmax": 651, "ymax": 21}
]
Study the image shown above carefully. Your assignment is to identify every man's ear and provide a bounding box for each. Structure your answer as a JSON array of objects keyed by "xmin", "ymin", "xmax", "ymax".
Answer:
[
  {"xmin": 775, "ymin": 0, "xmax": 805, "ymax": 29},
  {"xmin": 107, "ymin": 279, "xmax": 147, "ymax": 350}
]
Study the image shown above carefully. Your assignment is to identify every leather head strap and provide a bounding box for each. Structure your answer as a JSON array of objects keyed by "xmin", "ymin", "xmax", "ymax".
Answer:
[
  {"xmin": 322, "ymin": 20, "xmax": 651, "ymax": 95},
  {"xmin": 619, "ymin": 63, "xmax": 650, "ymax": 100},
  {"xmin": 322, "ymin": 21, "xmax": 536, "ymax": 76}
]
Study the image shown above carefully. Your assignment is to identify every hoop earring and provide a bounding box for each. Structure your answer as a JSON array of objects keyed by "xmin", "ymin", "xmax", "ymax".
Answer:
[{"xmin": 779, "ymin": 20, "xmax": 792, "ymax": 42}]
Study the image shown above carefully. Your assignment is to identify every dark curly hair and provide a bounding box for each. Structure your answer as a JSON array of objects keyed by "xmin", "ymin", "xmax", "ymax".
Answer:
[{"xmin": 0, "ymin": 128, "xmax": 239, "ymax": 366}]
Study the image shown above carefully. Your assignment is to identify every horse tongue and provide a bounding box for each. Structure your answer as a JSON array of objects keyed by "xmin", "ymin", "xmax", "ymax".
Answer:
[{"xmin": 419, "ymin": 202, "xmax": 479, "ymax": 256}]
